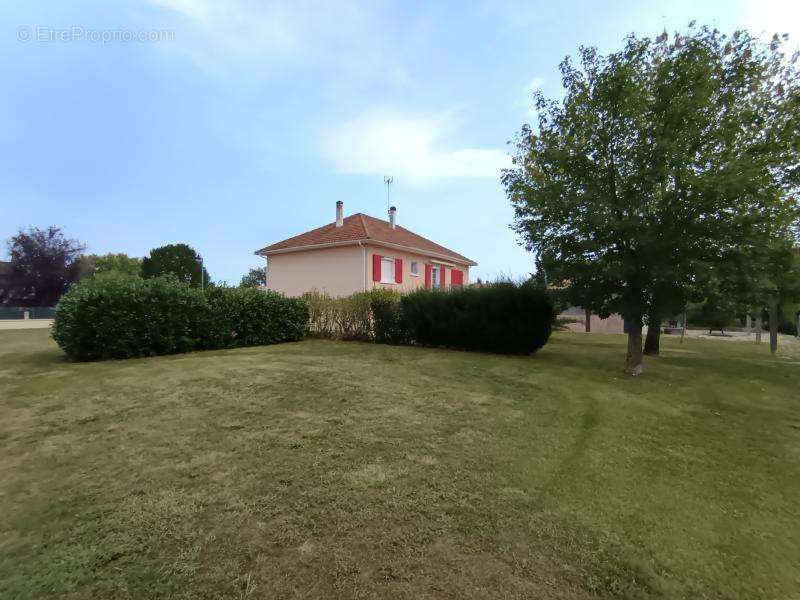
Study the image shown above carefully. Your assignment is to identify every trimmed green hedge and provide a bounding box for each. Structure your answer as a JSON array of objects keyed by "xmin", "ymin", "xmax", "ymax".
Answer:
[
  {"xmin": 52, "ymin": 276, "xmax": 308, "ymax": 361},
  {"xmin": 372, "ymin": 282, "xmax": 553, "ymax": 354},
  {"xmin": 204, "ymin": 286, "xmax": 308, "ymax": 349}
]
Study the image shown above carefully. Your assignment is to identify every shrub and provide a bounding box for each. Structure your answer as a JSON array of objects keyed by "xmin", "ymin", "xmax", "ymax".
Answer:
[
  {"xmin": 375, "ymin": 282, "xmax": 553, "ymax": 354},
  {"xmin": 686, "ymin": 295, "xmax": 736, "ymax": 332},
  {"xmin": 203, "ymin": 286, "xmax": 308, "ymax": 348},
  {"xmin": 52, "ymin": 277, "xmax": 309, "ymax": 361},
  {"xmin": 304, "ymin": 289, "xmax": 401, "ymax": 341},
  {"xmin": 52, "ymin": 275, "xmax": 208, "ymax": 361},
  {"xmin": 371, "ymin": 294, "xmax": 407, "ymax": 344}
]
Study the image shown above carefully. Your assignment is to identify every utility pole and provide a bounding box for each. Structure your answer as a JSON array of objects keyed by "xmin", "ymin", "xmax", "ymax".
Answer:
[
  {"xmin": 383, "ymin": 176, "xmax": 393, "ymax": 212},
  {"xmin": 196, "ymin": 256, "xmax": 204, "ymax": 291}
]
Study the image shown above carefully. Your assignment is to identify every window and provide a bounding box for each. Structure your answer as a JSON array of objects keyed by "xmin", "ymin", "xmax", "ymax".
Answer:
[
  {"xmin": 431, "ymin": 266, "xmax": 440, "ymax": 288},
  {"xmin": 380, "ymin": 257, "xmax": 395, "ymax": 283},
  {"xmin": 410, "ymin": 261, "xmax": 419, "ymax": 277}
]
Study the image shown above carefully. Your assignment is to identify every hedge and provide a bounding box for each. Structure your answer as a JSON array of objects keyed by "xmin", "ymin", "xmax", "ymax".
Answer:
[
  {"xmin": 372, "ymin": 282, "xmax": 553, "ymax": 354},
  {"xmin": 52, "ymin": 276, "xmax": 308, "ymax": 361},
  {"xmin": 203, "ymin": 286, "xmax": 308, "ymax": 349},
  {"xmin": 303, "ymin": 289, "xmax": 401, "ymax": 340}
]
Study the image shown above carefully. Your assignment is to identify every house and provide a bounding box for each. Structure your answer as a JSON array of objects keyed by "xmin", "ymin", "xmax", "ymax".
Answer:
[{"xmin": 255, "ymin": 202, "xmax": 477, "ymax": 297}]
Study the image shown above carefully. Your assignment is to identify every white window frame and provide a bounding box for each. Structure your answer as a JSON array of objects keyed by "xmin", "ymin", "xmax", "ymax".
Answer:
[
  {"xmin": 410, "ymin": 261, "xmax": 419, "ymax": 277},
  {"xmin": 431, "ymin": 266, "xmax": 441, "ymax": 289},
  {"xmin": 380, "ymin": 257, "xmax": 395, "ymax": 284}
]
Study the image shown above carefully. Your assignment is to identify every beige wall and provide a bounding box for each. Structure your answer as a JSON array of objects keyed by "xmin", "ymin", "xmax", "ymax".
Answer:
[
  {"xmin": 367, "ymin": 245, "xmax": 469, "ymax": 293},
  {"xmin": 265, "ymin": 245, "xmax": 365, "ymax": 297},
  {"xmin": 265, "ymin": 242, "xmax": 471, "ymax": 298}
]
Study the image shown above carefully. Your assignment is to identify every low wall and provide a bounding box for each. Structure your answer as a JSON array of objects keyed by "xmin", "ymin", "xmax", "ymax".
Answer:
[{"xmin": 559, "ymin": 309, "xmax": 625, "ymax": 334}]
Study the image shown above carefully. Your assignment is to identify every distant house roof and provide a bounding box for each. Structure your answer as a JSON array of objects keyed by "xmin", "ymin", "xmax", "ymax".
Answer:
[
  {"xmin": 256, "ymin": 213, "xmax": 476, "ymax": 266},
  {"xmin": 0, "ymin": 260, "xmax": 12, "ymax": 276}
]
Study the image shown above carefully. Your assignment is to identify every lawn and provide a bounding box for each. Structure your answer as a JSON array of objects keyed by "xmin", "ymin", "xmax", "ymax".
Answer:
[{"xmin": 1, "ymin": 329, "xmax": 799, "ymax": 599}]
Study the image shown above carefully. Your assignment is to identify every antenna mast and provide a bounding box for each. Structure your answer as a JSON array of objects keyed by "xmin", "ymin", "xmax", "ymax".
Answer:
[{"xmin": 383, "ymin": 175, "xmax": 393, "ymax": 212}]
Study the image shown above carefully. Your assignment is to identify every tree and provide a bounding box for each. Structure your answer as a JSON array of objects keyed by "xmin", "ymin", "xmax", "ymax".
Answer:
[
  {"xmin": 240, "ymin": 266, "xmax": 266, "ymax": 288},
  {"xmin": 755, "ymin": 243, "xmax": 800, "ymax": 353},
  {"xmin": 141, "ymin": 244, "xmax": 210, "ymax": 288},
  {"xmin": 504, "ymin": 26, "xmax": 800, "ymax": 374},
  {"xmin": 86, "ymin": 253, "xmax": 142, "ymax": 279},
  {"xmin": 1, "ymin": 227, "xmax": 85, "ymax": 306},
  {"xmin": 686, "ymin": 294, "xmax": 736, "ymax": 334}
]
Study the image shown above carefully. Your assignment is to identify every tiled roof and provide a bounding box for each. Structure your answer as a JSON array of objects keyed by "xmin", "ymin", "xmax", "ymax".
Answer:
[
  {"xmin": 256, "ymin": 213, "xmax": 476, "ymax": 265},
  {"xmin": 0, "ymin": 261, "xmax": 12, "ymax": 275}
]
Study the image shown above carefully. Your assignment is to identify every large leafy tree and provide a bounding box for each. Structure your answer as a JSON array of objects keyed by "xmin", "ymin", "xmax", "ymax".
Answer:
[
  {"xmin": 1, "ymin": 226, "xmax": 85, "ymax": 306},
  {"xmin": 240, "ymin": 266, "xmax": 266, "ymax": 288},
  {"xmin": 505, "ymin": 26, "xmax": 800, "ymax": 374},
  {"xmin": 141, "ymin": 244, "xmax": 210, "ymax": 288}
]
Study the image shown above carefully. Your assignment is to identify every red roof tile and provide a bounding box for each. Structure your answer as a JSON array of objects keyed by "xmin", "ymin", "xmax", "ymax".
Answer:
[{"xmin": 256, "ymin": 213, "xmax": 476, "ymax": 265}]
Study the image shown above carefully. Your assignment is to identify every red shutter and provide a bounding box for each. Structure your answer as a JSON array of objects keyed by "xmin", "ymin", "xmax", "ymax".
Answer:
[
  {"xmin": 424, "ymin": 264, "xmax": 432, "ymax": 288},
  {"xmin": 441, "ymin": 267, "xmax": 446, "ymax": 289},
  {"xmin": 372, "ymin": 254, "xmax": 382, "ymax": 282},
  {"xmin": 395, "ymin": 258, "xmax": 403, "ymax": 283},
  {"xmin": 452, "ymin": 269, "xmax": 463, "ymax": 286}
]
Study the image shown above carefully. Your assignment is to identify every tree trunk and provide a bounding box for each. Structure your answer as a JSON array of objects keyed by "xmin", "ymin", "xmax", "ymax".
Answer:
[
  {"xmin": 644, "ymin": 326, "xmax": 661, "ymax": 355},
  {"xmin": 680, "ymin": 312, "xmax": 686, "ymax": 344},
  {"xmin": 755, "ymin": 313, "xmax": 762, "ymax": 344},
  {"xmin": 643, "ymin": 312, "xmax": 661, "ymax": 356},
  {"xmin": 625, "ymin": 319, "xmax": 644, "ymax": 375},
  {"xmin": 769, "ymin": 299, "xmax": 779, "ymax": 355},
  {"xmin": 584, "ymin": 308, "xmax": 591, "ymax": 332}
]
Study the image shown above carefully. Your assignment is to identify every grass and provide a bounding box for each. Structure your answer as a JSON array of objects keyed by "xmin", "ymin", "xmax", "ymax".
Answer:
[{"xmin": 1, "ymin": 329, "xmax": 799, "ymax": 599}]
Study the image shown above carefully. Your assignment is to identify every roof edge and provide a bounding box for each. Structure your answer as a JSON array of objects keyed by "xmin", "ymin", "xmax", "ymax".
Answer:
[{"xmin": 256, "ymin": 238, "xmax": 477, "ymax": 266}]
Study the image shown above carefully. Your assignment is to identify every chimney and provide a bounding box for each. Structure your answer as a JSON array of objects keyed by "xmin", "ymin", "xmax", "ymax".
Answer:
[
  {"xmin": 389, "ymin": 205, "xmax": 396, "ymax": 229},
  {"xmin": 335, "ymin": 200, "xmax": 344, "ymax": 227}
]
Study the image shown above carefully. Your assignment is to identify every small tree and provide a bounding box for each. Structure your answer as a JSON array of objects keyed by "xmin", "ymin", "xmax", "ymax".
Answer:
[
  {"xmin": 687, "ymin": 294, "xmax": 736, "ymax": 334},
  {"xmin": 240, "ymin": 266, "xmax": 266, "ymax": 288},
  {"xmin": 141, "ymin": 244, "xmax": 209, "ymax": 288},
  {"xmin": 87, "ymin": 253, "xmax": 142, "ymax": 279},
  {"xmin": 1, "ymin": 226, "xmax": 85, "ymax": 306}
]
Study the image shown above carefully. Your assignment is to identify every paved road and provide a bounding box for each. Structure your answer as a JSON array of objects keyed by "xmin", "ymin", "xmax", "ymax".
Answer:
[{"xmin": 0, "ymin": 319, "xmax": 53, "ymax": 330}]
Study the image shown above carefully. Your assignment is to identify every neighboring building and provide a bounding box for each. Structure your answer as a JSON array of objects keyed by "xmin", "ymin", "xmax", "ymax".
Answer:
[
  {"xmin": 0, "ymin": 261, "xmax": 12, "ymax": 302},
  {"xmin": 255, "ymin": 201, "xmax": 477, "ymax": 297}
]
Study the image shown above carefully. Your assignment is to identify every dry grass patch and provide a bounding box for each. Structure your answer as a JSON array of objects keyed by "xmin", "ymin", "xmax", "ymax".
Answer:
[{"xmin": 1, "ymin": 330, "xmax": 799, "ymax": 599}]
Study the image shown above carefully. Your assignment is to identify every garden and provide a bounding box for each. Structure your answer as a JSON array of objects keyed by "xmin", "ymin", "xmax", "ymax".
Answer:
[{"xmin": 2, "ymin": 326, "xmax": 799, "ymax": 599}]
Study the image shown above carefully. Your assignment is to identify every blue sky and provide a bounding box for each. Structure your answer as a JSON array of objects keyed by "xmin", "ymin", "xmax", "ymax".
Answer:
[{"xmin": 1, "ymin": 0, "xmax": 796, "ymax": 284}]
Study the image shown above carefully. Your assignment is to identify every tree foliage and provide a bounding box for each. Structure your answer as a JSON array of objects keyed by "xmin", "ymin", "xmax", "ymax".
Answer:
[
  {"xmin": 85, "ymin": 253, "xmax": 142, "ymax": 279},
  {"xmin": 240, "ymin": 266, "xmax": 266, "ymax": 288},
  {"xmin": 1, "ymin": 226, "xmax": 85, "ymax": 306},
  {"xmin": 141, "ymin": 243, "xmax": 210, "ymax": 288},
  {"xmin": 505, "ymin": 25, "xmax": 800, "ymax": 373}
]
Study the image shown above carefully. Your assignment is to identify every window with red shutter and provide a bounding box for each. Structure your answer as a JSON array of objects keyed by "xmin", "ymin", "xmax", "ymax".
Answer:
[{"xmin": 372, "ymin": 254, "xmax": 382, "ymax": 282}]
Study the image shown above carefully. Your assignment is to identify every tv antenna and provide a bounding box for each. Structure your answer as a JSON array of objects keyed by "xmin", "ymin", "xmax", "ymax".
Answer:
[{"xmin": 383, "ymin": 175, "xmax": 393, "ymax": 211}]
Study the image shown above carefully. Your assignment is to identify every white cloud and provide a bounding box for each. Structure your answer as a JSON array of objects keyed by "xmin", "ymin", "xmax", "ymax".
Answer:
[
  {"xmin": 147, "ymin": 0, "xmax": 404, "ymax": 81},
  {"xmin": 321, "ymin": 108, "xmax": 510, "ymax": 183},
  {"xmin": 742, "ymin": 0, "xmax": 800, "ymax": 49}
]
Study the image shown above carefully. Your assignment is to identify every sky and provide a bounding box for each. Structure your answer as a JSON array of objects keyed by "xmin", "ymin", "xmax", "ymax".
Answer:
[{"xmin": 1, "ymin": 0, "xmax": 797, "ymax": 284}]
